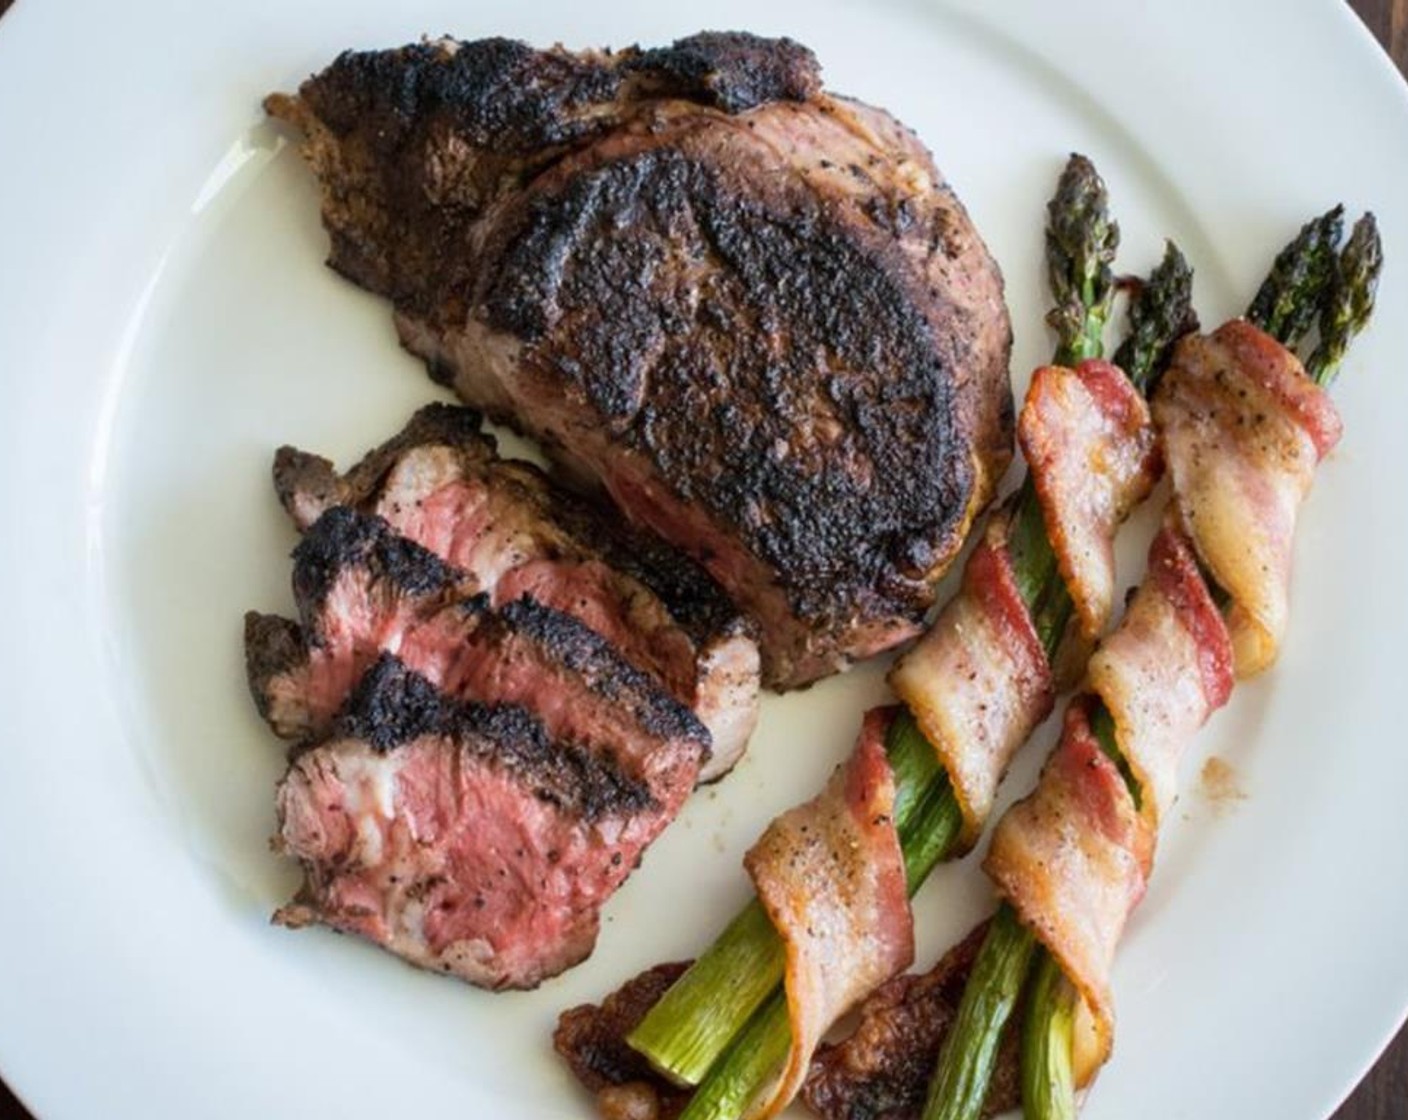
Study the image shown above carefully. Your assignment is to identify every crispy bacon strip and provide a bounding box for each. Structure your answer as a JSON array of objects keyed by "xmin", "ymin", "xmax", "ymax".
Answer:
[
  {"xmin": 985, "ymin": 523, "xmax": 1232, "ymax": 1069},
  {"xmin": 1020, "ymin": 360, "xmax": 1162, "ymax": 640},
  {"xmin": 1154, "ymin": 321, "xmax": 1342, "ymax": 676},
  {"xmin": 890, "ymin": 358, "xmax": 1159, "ymax": 847},
  {"xmin": 743, "ymin": 708, "xmax": 913, "ymax": 1118},
  {"xmin": 1086, "ymin": 521, "xmax": 1235, "ymax": 830},
  {"xmin": 888, "ymin": 515, "xmax": 1053, "ymax": 847}
]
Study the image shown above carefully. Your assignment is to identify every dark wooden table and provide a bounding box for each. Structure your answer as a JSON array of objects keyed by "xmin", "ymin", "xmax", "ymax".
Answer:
[{"xmin": 0, "ymin": 1, "xmax": 1404, "ymax": 1117}]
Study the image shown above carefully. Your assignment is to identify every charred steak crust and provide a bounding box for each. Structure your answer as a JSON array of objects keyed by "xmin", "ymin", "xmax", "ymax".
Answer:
[
  {"xmin": 277, "ymin": 39, "xmax": 626, "ymax": 311},
  {"xmin": 537, "ymin": 474, "xmax": 748, "ymax": 644},
  {"xmin": 290, "ymin": 505, "xmax": 460, "ymax": 630},
  {"xmin": 257, "ymin": 404, "xmax": 759, "ymax": 779},
  {"xmin": 336, "ymin": 653, "xmax": 656, "ymax": 818},
  {"xmin": 304, "ymin": 38, "xmax": 623, "ymax": 155},
  {"xmin": 333, "ymin": 646, "xmax": 450, "ymax": 752},
  {"xmin": 299, "ymin": 32, "xmax": 817, "ymax": 160},
  {"xmin": 625, "ymin": 31, "xmax": 820, "ymax": 112},
  {"xmin": 477, "ymin": 144, "xmax": 972, "ymax": 620},
  {"xmin": 493, "ymin": 596, "xmax": 710, "ymax": 750},
  {"xmin": 273, "ymin": 403, "xmax": 487, "ymax": 524},
  {"xmin": 248, "ymin": 492, "xmax": 712, "ymax": 771},
  {"xmin": 269, "ymin": 31, "xmax": 1014, "ymax": 687},
  {"xmin": 243, "ymin": 611, "xmax": 308, "ymax": 723}
]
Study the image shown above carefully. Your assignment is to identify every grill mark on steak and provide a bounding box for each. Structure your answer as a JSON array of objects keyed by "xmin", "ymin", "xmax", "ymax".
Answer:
[
  {"xmin": 331, "ymin": 645, "xmax": 452, "ymax": 753},
  {"xmin": 268, "ymin": 32, "xmax": 1013, "ymax": 687},
  {"xmin": 336, "ymin": 653, "xmax": 656, "ymax": 819},
  {"xmin": 290, "ymin": 505, "xmax": 461, "ymax": 637},
  {"xmin": 248, "ymin": 506, "xmax": 710, "ymax": 787},
  {"xmin": 493, "ymin": 596, "xmax": 709, "ymax": 749}
]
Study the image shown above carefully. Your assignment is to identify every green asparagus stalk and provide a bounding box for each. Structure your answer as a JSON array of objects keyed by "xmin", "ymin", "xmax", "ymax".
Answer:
[
  {"xmin": 921, "ymin": 238, "xmax": 1198, "ymax": 1120},
  {"xmin": 626, "ymin": 713, "xmax": 953, "ymax": 1086},
  {"xmin": 1022, "ymin": 954, "xmax": 1078, "ymax": 1120},
  {"xmin": 682, "ymin": 992, "xmax": 792, "ymax": 1120},
  {"xmin": 925, "ymin": 907, "xmax": 1038, "ymax": 1120},
  {"xmin": 628, "ymin": 154, "xmax": 1123, "ymax": 1090},
  {"xmin": 936, "ymin": 210, "xmax": 1380, "ymax": 1120}
]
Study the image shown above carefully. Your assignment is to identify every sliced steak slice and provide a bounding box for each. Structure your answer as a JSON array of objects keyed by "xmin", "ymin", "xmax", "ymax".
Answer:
[
  {"xmin": 276, "ymin": 654, "xmax": 702, "ymax": 990},
  {"xmin": 263, "ymin": 404, "xmax": 759, "ymax": 779},
  {"xmin": 267, "ymin": 31, "xmax": 1013, "ymax": 688}
]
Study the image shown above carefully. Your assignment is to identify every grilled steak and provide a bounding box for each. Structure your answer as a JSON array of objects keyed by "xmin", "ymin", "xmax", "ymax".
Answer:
[
  {"xmin": 266, "ymin": 31, "xmax": 1014, "ymax": 687},
  {"xmin": 276, "ymin": 653, "xmax": 705, "ymax": 989},
  {"xmin": 249, "ymin": 404, "xmax": 759, "ymax": 779}
]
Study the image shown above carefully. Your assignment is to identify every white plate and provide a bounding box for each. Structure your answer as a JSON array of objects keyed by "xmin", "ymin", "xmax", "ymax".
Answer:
[{"xmin": 1, "ymin": 1, "xmax": 1405, "ymax": 1117}]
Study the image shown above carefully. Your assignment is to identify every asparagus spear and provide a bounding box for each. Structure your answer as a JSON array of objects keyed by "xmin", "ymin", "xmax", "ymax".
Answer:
[
  {"xmin": 1112, "ymin": 242, "xmax": 1199, "ymax": 385},
  {"xmin": 627, "ymin": 154, "xmax": 1122, "ymax": 1090},
  {"xmin": 931, "ymin": 210, "xmax": 1380, "ymax": 1120},
  {"xmin": 1247, "ymin": 206, "xmax": 1344, "ymax": 347},
  {"xmin": 925, "ymin": 907, "xmax": 1037, "ymax": 1120},
  {"xmin": 1308, "ymin": 213, "xmax": 1383, "ymax": 384},
  {"xmin": 1047, "ymin": 153, "xmax": 1120, "ymax": 367},
  {"xmin": 923, "ymin": 234, "xmax": 1202, "ymax": 1120}
]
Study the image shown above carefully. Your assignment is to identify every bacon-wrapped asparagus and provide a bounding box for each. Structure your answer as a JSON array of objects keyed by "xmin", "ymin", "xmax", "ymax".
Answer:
[
  {"xmin": 908, "ymin": 209, "xmax": 1381, "ymax": 1120},
  {"xmin": 558, "ymin": 158, "xmax": 1196, "ymax": 1120}
]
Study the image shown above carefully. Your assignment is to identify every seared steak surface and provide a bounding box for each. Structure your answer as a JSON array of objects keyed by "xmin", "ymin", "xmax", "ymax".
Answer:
[
  {"xmin": 250, "ymin": 404, "xmax": 759, "ymax": 779},
  {"xmin": 268, "ymin": 31, "xmax": 1013, "ymax": 687}
]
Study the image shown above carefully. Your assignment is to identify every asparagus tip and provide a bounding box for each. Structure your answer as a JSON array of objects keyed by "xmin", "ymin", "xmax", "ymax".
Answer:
[
  {"xmin": 1045, "ymin": 154, "xmax": 1119, "ymax": 365},
  {"xmin": 1110, "ymin": 238, "xmax": 1197, "ymax": 394},
  {"xmin": 1307, "ymin": 209, "xmax": 1384, "ymax": 385}
]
